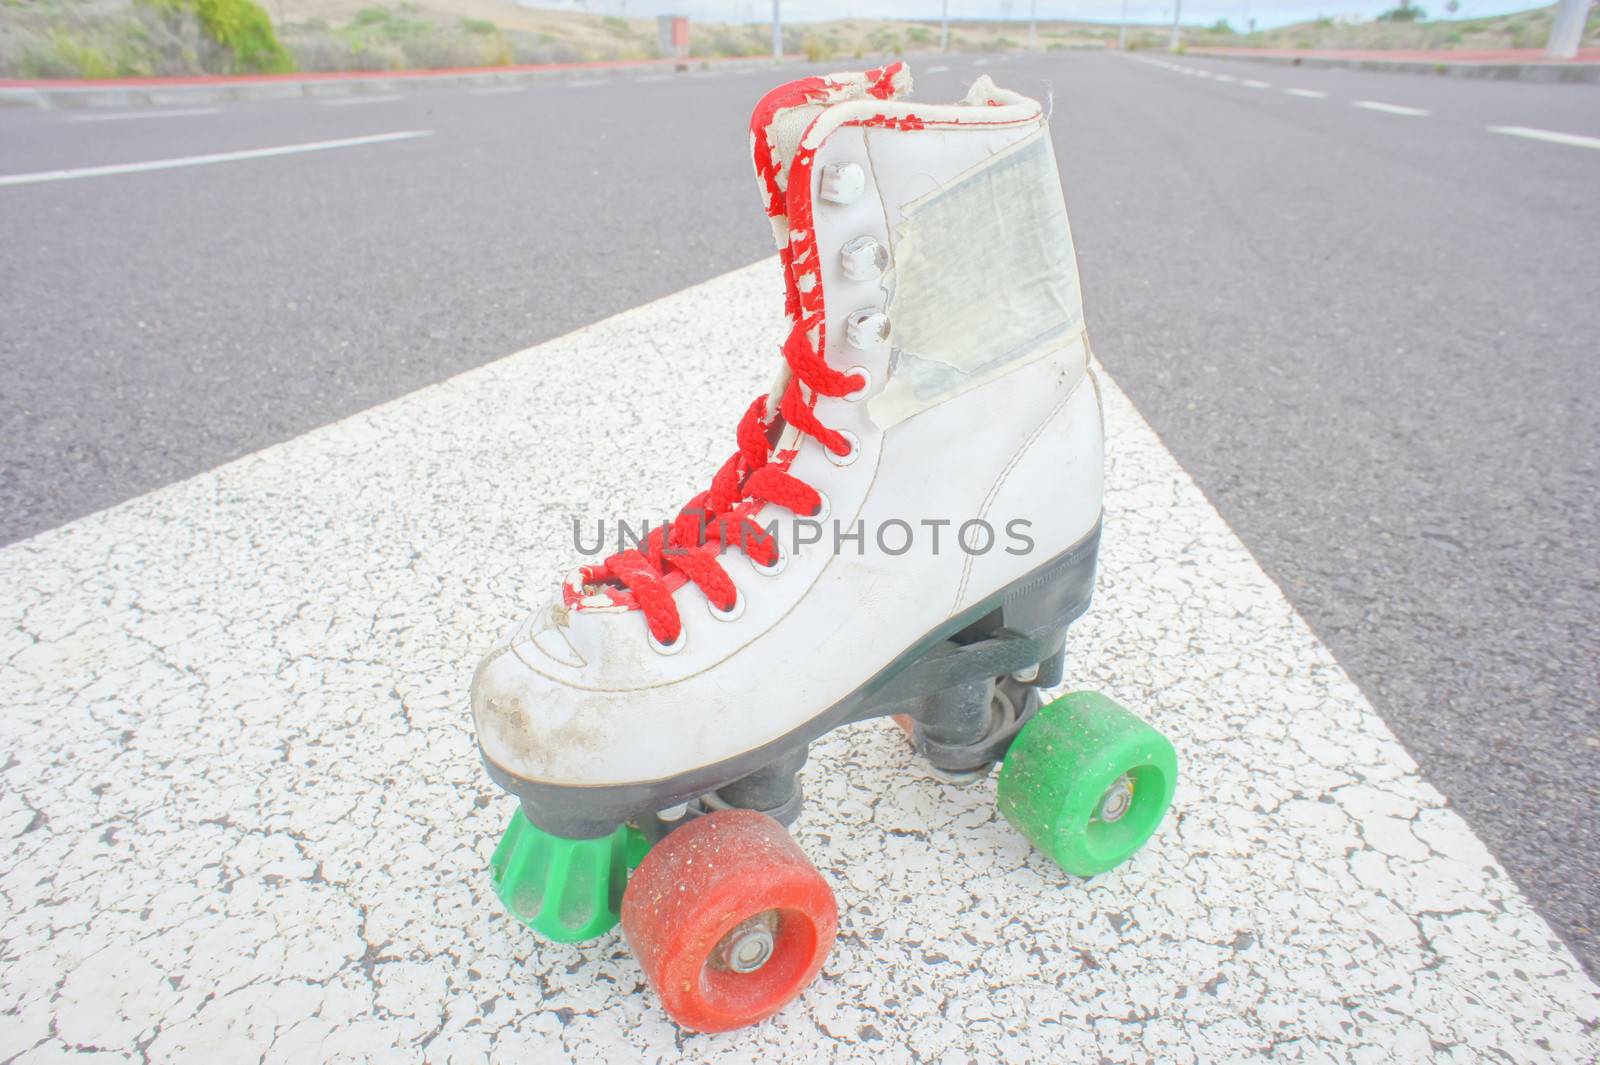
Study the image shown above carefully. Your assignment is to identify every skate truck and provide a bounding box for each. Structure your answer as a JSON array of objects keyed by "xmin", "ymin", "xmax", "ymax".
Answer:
[{"xmin": 470, "ymin": 63, "xmax": 1178, "ymax": 1033}]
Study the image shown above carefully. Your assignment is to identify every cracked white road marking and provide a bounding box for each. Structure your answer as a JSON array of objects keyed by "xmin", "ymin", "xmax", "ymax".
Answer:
[
  {"xmin": 0, "ymin": 131, "xmax": 432, "ymax": 188},
  {"xmin": 1488, "ymin": 125, "xmax": 1600, "ymax": 151},
  {"xmin": 1354, "ymin": 99, "xmax": 1431, "ymax": 116},
  {"xmin": 0, "ymin": 260, "xmax": 1595, "ymax": 1061},
  {"xmin": 1284, "ymin": 87, "xmax": 1328, "ymax": 99}
]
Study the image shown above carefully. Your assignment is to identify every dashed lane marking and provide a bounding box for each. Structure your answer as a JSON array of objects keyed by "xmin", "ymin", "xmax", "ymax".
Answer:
[
  {"xmin": 1487, "ymin": 125, "xmax": 1600, "ymax": 151},
  {"xmin": 69, "ymin": 108, "xmax": 220, "ymax": 122},
  {"xmin": 1241, "ymin": 78, "xmax": 1271, "ymax": 88},
  {"xmin": 0, "ymin": 130, "xmax": 433, "ymax": 188},
  {"xmin": 1353, "ymin": 99, "xmax": 1431, "ymax": 116},
  {"xmin": 1284, "ymin": 87, "xmax": 1328, "ymax": 98},
  {"xmin": 320, "ymin": 94, "xmax": 404, "ymax": 107}
]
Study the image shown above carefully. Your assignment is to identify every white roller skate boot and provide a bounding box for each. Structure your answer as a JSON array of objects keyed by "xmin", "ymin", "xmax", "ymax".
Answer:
[{"xmin": 473, "ymin": 63, "xmax": 1177, "ymax": 1033}]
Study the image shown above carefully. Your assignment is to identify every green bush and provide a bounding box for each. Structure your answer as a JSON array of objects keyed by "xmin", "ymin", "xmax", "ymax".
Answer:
[
  {"xmin": 196, "ymin": 0, "xmax": 293, "ymax": 71},
  {"xmin": 139, "ymin": 0, "xmax": 293, "ymax": 72},
  {"xmin": 1376, "ymin": 3, "xmax": 1425, "ymax": 22},
  {"xmin": 459, "ymin": 17, "xmax": 497, "ymax": 36}
]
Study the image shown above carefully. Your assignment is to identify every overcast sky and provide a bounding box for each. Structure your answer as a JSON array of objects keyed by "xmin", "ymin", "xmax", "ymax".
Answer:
[{"xmin": 545, "ymin": 0, "xmax": 1544, "ymax": 31}]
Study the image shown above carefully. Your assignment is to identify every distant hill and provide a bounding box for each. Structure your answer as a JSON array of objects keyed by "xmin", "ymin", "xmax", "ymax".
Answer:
[{"xmin": 3, "ymin": 0, "xmax": 1593, "ymax": 79}]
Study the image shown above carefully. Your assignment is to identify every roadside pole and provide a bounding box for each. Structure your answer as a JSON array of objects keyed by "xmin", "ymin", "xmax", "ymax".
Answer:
[
  {"xmin": 1119, "ymin": 0, "xmax": 1128, "ymax": 49},
  {"xmin": 1170, "ymin": 0, "xmax": 1183, "ymax": 50},
  {"xmin": 1029, "ymin": 0, "xmax": 1038, "ymax": 46},
  {"xmin": 1545, "ymin": 0, "xmax": 1586, "ymax": 59},
  {"xmin": 772, "ymin": 0, "xmax": 781, "ymax": 60},
  {"xmin": 941, "ymin": 0, "xmax": 950, "ymax": 52}
]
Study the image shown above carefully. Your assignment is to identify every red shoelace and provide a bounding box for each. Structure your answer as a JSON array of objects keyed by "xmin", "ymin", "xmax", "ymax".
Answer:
[
  {"xmin": 574, "ymin": 63, "xmax": 908, "ymax": 647},
  {"xmin": 576, "ymin": 320, "xmax": 861, "ymax": 646}
]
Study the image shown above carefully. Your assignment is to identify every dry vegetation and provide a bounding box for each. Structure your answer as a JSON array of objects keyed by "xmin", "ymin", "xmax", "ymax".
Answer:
[
  {"xmin": 2, "ymin": 0, "xmax": 1593, "ymax": 79},
  {"xmin": 1191, "ymin": 3, "xmax": 1600, "ymax": 51}
]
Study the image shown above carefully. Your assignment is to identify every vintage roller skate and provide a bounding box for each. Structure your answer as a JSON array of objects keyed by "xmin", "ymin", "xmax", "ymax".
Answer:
[{"xmin": 472, "ymin": 63, "xmax": 1178, "ymax": 1033}]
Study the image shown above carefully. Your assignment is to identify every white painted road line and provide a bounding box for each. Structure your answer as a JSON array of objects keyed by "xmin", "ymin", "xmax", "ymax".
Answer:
[
  {"xmin": 1284, "ymin": 87, "xmax": 1328, "ymax": 99},
  {"xmin": 1353, "ymin": 100, "xmax": 1431, "ymax": 116},
  {"xmin": 469, "ymin": 85, "xmax": 525, "ymax": 96},
  {"xmin": 568, "ymin": 78, "xmax": 606, "ymax": 87},
  {"xmin": 1213, "ymin": 73, "xmax": 1237, "ymax": 82},
  {"xmin": 321, "ymin": 94, "xmax": 404, "ymax": 107},
  {"xmin": 1241, "ymin": 79, "xmax": 1271, "ymax": 88},
  {"xmin": 69, "ymin": 108, "xmax": 220, "ymax": 123},
  {"xmin": 0, "ymin": 131, "xmax": 433, "ymax": 188},
  {"xmin": 1488, "ymin": 124, "xmax": 1600, "ymax": 151},
  {"xmin": 0, "ymin": 258, "xmax": 1595, "ymax": 1060}
]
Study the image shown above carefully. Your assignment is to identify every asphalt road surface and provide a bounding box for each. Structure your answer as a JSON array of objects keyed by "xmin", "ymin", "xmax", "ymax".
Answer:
[{"xmin": 2, "ymin": 50, "xmax": 1596, "ymax": 978}]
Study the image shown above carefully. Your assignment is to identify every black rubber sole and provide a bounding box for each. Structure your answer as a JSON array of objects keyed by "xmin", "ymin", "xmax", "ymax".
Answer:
[{"xmin": 481, "ymin": 519, "xmax": 1102, "ymax": 839}]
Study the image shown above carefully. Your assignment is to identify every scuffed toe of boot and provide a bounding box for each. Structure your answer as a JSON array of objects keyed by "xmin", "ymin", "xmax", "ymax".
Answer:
[
  {"xmin": 471, "ymin": 638, "xmax": 550, "ymax": 781},
  {"xmin": 470, "ymin": 602, "xmax": 672, "ymax": 788}
]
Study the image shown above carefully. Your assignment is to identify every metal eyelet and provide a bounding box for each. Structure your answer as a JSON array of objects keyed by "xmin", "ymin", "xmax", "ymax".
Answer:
[
  {"xmin": 840, "ymin": 235, "xmax": 889, "ymax": 282},
  {"xmin": 842, "ymin": 366, "xmax": 872, "ymax": 402},
  {"xmin": 826, "ymin": 430, "xmax": 860, "ymax": 467},
  {"xmin": 819, "ymin": 161, "xmax": 866, "ymax": 205},
  {"xmin": 750, "ymin": 542, "xmax": 787, "ymax": 577},
  {"xmin": 809, "ymin": 491, "xmax": 832, "ymax": 524},
  {"xmin": 844, "ymin": 308, "xmax": 890, "ymax": 349},
  {"xmin": 647, "ymin": 625, "xmax": 686, "ymax": 656},
  {"xmin": 707, "ymin": 590, "xmax": 745, "ymax": 622}
]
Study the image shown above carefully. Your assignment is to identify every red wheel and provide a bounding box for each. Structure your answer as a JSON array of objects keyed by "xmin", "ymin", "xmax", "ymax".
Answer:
[{"xmin": 620, "ymin": 808, "xmax": 837, "ymax": 1032}]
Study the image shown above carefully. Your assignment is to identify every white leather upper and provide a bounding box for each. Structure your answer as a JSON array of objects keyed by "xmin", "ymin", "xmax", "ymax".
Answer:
[{"xmin": 473, "ymin": 77, "xmax": 1104, "ymax": 788}]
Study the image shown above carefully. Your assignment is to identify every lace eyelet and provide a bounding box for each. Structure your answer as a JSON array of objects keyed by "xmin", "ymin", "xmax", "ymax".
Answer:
[
  {"xmin": 707, "ymin": 590, "xmax": 745, "ymax": 622},
  {"xmin": 826, "ymin": 430, "xmax": 860, "ymax": 468},
  {"xmin": 842, "ymin": 366, "xmax": 872, "ymax": 402},
  {"xmin": 647, "ymin": 625, "xmax": 686, "ymax": 656},
  {"xmin": 809, "ymin": 490, "xmax": 832, "ymax": 524},
  {"xmin": 750, "ymin": 542, "xmax": 788, "ymax": 577}
]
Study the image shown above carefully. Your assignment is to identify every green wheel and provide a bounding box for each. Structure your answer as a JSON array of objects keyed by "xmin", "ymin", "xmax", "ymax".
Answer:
[
  {"xmin": 997, "ymin": 691, "xmax": 1177, "ymax": 877},
  {"xmin": 490, "ymin": 808, "xmax": 650, "ymax": 943}
]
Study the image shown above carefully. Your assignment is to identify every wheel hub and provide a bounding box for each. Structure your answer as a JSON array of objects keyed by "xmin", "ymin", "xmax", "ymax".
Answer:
[
  {"xmin": 1095, "ymin": 774, "xmax": 1134, "ymax": 823},
  {"xmin": 712, "ymin": 910, "xmax": 780, "ymax": 974}
]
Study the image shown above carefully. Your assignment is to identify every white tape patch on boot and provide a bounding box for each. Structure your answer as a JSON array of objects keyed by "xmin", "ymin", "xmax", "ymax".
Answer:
[{"xmin": 872, "ymin": 128, "xmax": 1085, "ymax": 427}]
